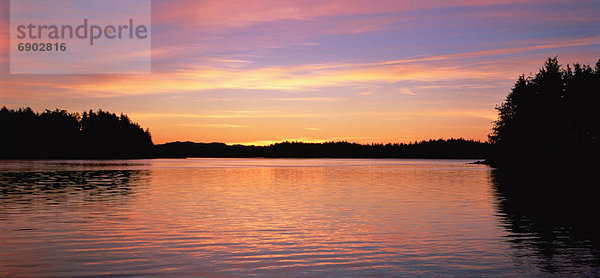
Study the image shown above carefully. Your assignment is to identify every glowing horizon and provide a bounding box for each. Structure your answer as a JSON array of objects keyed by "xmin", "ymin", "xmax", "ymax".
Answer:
[{"xmin": 1, "ymin": 0, "xmax": 599, "ymax": 144}]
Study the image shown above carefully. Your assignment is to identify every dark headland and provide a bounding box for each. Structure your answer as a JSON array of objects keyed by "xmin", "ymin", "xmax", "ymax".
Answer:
[{"xmin": 487, "ymin": 57, "xmax": 600, "ymax": 172}]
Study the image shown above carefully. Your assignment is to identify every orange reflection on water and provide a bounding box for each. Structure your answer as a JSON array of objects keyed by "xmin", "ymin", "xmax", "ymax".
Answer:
[{"xmin": 1, "ymin": 159, "xmax": 515, "ymax": 276}]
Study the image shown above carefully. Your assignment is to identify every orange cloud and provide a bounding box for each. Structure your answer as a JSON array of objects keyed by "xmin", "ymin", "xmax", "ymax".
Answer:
[{"xmin": 0, "ymin": 62, "xmax": 492, "ymax": 97}]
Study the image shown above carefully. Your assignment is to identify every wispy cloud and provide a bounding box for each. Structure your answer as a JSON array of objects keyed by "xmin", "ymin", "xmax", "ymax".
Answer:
[
  {"xmin": 270, "ymin": 97, "xmax": 343, "ymax": 102},
  {"xmin": 3, "ymin": 34, "xmax": 597, "ymax": 100},
  {"xmin": 376, "ymin": 36, "xmax": 600, "ymax": 66},
  {"xmin": 176, "ymin": 123, "xmax": 250, "ymax": 128},
  {"xmin": 398, "ymin": 88, "xmax": 416, "ymax": 95},
  {"xmin": 153, "ymin": 0, "xmax": 548, "ymax": 29},
  {"xmin": 130, "ymin": 111, "xmax": 318, "ymax": 120}
]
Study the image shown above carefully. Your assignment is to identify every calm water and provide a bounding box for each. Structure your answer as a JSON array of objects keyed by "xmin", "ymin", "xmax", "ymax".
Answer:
[{"xmin": 0, "ymin": 159, "xmax": 598, "ymax": 277}]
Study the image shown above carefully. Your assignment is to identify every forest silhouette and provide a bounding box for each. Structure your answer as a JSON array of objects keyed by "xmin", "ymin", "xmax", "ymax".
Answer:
[
  {"xmin": 0, "ymin": 108, "xmax": 154, "ymax": 158},
  {"xmin": 488, "ymin": 57, "xmax": 600, "ymax": 170},
  {"xmin": 1, "ymin": 57, "xmax": 598, "ymax": 163},
  {"xmin": 154, "ymin": 139, "xmax": 488, "ymax": 159}
]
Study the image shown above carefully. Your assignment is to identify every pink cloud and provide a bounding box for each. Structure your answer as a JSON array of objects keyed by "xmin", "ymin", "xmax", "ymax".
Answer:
[{"xmin": 153, "ymin": 0, "xmax": 542, "ymax": 29}]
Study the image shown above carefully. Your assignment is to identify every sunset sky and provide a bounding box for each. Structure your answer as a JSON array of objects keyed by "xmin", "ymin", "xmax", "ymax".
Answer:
[{"xmin": 1, "ymin": 0, "xmax": 599, "ymax": 145}]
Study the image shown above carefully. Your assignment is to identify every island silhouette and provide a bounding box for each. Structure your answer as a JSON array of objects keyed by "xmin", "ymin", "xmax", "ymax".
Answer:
[{"xmin": 1, "ymin": 57, "xmax": 598, "ymax": 168}]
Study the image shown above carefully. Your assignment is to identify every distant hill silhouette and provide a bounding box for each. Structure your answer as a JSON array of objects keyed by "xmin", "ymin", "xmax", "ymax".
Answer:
[
  {"xmin": 0, "ymin": 107, "xmax": 154, "ymax": 158},
  {"xmin": 488, "ymin": 57, "xmax": 600, "ymax": 170},
  {"xmin": 155, "ymin": 139, "xmax": 489, "ymax": 159}
]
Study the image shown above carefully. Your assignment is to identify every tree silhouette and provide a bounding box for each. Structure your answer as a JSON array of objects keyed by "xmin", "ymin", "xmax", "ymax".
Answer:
[
  {"xmin": 489, "ymin": 57, "xmax": 600, "ymax": 169},
  {"xmin": 0, "ymin": 107, "xmax": 154, "ymax": 158}
]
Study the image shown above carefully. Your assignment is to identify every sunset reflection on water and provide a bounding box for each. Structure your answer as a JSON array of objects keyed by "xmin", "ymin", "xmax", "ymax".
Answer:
[{"xmin": 1, "ymin": 159, "xmax": 598, "ymax": 277}]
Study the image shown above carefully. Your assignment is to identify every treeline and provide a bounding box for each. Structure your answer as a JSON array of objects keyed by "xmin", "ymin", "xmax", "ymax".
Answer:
[
  {"xmin": 155, "ymin": 139, "xmax": 489, "ymax": 159},
  {"xmin": 0, "ymin": 107, "xmax": 154, "ymax": 158},
  {"xmin": 0, "ymin": 107, "xmax": 488, "ymax": 159},
  {"xmin": 488, "ymin": 57, "xmax": 600, "ymax": 169}
]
